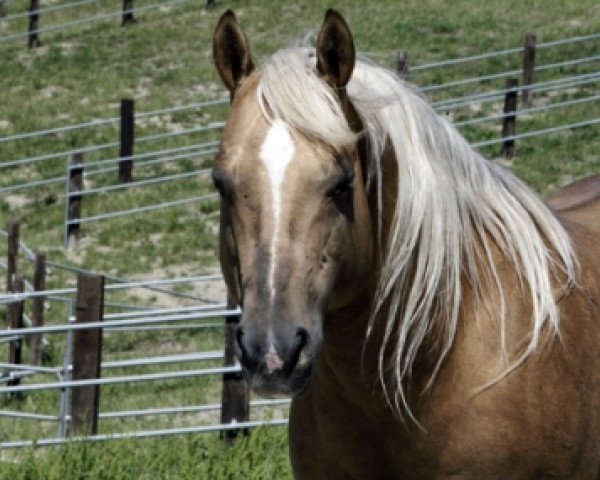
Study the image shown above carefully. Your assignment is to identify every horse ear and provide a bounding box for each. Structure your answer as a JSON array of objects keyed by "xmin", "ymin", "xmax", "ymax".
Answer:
[
  {"xmin": 316, "ymin": 9, "xmax": 355, "ymax": 89},
  {"xmin": 213, "ymin": 10, "xmax": 255, "ymax": 93}
]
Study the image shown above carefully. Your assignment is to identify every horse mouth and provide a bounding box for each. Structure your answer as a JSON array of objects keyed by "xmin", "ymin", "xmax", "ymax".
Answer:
[
  {"xmin": 244, "ymin": 344, "xmax": 313, "ymax": 398},
  {"xmin": 236, "ymin": 326, "xmax": 317, "ymax": 397},
  {"xmin": 245, "ymin": 356, "xmax": 313, "ymax": 397}
]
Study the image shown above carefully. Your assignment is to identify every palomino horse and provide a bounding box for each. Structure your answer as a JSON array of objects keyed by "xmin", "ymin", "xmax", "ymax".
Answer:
[{"xmin": 212, "ymin": 9, "xmax": 600, "ymax": 479}]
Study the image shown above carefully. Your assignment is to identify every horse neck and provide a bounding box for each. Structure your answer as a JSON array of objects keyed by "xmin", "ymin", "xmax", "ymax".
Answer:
[{"xmin": 320, "ymin": 138, "xmax": 408, "ymax": 389}]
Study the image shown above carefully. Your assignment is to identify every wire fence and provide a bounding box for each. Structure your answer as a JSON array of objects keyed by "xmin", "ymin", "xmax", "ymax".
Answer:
[{"xmin": 0, "ymin": 0, "xmax": 195, "ymax": 43}]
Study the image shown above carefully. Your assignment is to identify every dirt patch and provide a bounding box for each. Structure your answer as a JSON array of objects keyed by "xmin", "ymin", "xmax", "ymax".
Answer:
[
  {"xmin": 127, "ymin": 265, "xmax": 227, "ymax": 308},
  {"xmin": 3, "ymin": 194, "xmax": 32, "ymax": 209}
]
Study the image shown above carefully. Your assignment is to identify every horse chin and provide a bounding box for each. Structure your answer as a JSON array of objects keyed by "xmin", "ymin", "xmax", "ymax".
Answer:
[{"xmin": 248, "ymin": 363, "xmax": 313, "ymax": 398}]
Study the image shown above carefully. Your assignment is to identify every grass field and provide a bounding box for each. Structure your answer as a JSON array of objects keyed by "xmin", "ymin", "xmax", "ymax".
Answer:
[{"xmin": 1, "ymin": 0, "xmax": 599, "ymax": 477}]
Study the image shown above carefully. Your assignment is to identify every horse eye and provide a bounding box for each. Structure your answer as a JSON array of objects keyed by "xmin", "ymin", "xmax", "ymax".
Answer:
[{"xmin": 327, "ymin": 171, "xmax": 355, "ymax": 198}]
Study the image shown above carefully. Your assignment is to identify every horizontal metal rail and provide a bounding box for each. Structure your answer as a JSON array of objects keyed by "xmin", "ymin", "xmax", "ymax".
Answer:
[
  {"xmin": 0, "ymin": 365, "xmax": 242, "ymax": 394},
  {"xmin": 106, "ymin": 323, "xmax": 223, "ymax": 331},
  {"xmin": 104, "ymin": 304, "xmax": 228, "ymax": 320},
  {"xmin": 0, "ymin": 99, "xmax": 227, "ymax": 145},
  {"xmin": 62, "ymin": 148, "xmax": 218, "ymax": 183},
  {"xmin": 136, "ymin": 98, "xmax": 229, "ymax": 117},
  {"xmin": 454, "ymin": 93, "xmax": 600, "ymax": 127},
  {"xmin": 2, "ymin": 0, "xmax": 98, "ymax": 22},
  {"xmin": 0, "ymin": 274, "xmax": 226, "ymax": 304},
  {"xmin": 0, "ymin": 142, "xmax": 218, "ymax": 193},
  {"xmin": 0, "ymin": 399, "xmax": 289, "ymax": 425},
  {"xmin": 0, "ymin": 410, "xmax": 58, "ymax": 422},
  {"xmin": 79, "ymin": 141, "xmax": 220, "ymax": 173},
  {"xmin": 0, "ymin": 418, "xmax": 288, "ymax": 449},
  {"xmin": 411, "ymin": 46, "xmax": 524, "ymax": 72},
  {"xmin": 0, "ymin": 0, "xmax": 192, "ymax": 42},
  {"xmin": 63, "ymin": 192, "xmax": 218, "ymax": 226},
  {"xmin": 100, "ymin": 398, "xmax": 290, "ymax": 421},
  {"xmin": 101, "ymin": 351, "xmax": 224, "ymax": 369},
  {"xmin": 433, "ymin": 71, "xmax": 600, "ymax": 111},
  {"xmin": 0, "ymin": 307, "xmax": 238, "ymax": 337},
  {"xmin": 0, "ymin": 363, "xmax": 59, "ymax": 375},
  {"xmin": 0, "ymin": 141, "xmax": 120, "ymax": 170},
  {"xmin": 1, "ymin": 126, "xmax": 220, "ymax": 173},
  {"xmin": 411, "ymin": 32, "xmax": 600, "ymax": 72},
  {"xmin": 134, "ymin": 122, "xmax": 225, "ymax": 144},
  {"xmin": 66, "ymin": 169, "xmax": 210, "ymax": 198},
  {"xmin": 472, "ymin": 116, "xmax": 600, "ymax": 148},
  {"xmin": 422, "ymin": 54, "xmax": 600, "ymax": 93},
  {"xmin": 0, "ymin": 335, "xmax": 23, "ymax": 344}
]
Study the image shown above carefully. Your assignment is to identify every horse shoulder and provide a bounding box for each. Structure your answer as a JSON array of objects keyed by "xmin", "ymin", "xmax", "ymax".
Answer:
[{"xmin": 415, "ymin": 249, "xmax": 600, "ymax": 478}]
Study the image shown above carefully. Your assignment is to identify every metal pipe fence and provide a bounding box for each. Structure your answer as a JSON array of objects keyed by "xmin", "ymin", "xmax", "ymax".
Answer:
[
  {"xmin": 0, "ymin": 275, "xmax": 285, "ymax": 449},
  {"xmin": 0, "ymin": 419, "xmax": 289, "ymax": 449}
]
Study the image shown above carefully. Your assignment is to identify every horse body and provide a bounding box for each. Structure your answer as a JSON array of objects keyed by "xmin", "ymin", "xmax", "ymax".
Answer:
[
  {"xmin": 291, "ymin": 230, "xmax": 600, "ymax": 479},
  {"xmin": 548, "ymin": 174, "xmax": 600, "ymax": 229},
  {"xmin": 212, "ymin": 9, "xmax": 600, "ymax": 479}
]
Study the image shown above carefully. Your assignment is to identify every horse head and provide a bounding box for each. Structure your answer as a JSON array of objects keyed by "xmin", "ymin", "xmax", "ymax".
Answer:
[{"xmin": 212, "ymin": 10, "xmax": 374, "ymax": 396}]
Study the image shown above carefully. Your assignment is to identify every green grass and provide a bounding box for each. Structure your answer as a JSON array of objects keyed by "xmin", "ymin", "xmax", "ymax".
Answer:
[
  {"xmin": 1, "ymin": 0, "xmax": 599, "ymax": 477},
  {"xmin": 0, "ymin": 427, "xmax": 291, "ymax": 479}
]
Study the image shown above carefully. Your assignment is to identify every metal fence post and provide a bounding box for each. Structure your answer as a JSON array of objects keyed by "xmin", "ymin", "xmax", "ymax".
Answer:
[{"xmin": 59, "ymin": 301, "xmax": 75, "ymax": 438}]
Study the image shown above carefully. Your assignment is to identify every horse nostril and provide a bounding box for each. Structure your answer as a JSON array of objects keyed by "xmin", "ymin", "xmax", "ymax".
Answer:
[
  {"xmin": 295, "ymin": 327, "xmax": 309, "ymax": 351},
  {"xmin": 235, "ymin": 326, "xmax": 251, "ymax": 365},
  {"xmin": 283, "ymin": 327, "xmax": 310, "ymax": 375},
  {"xmin": 235, "ymin": 327, "xmax": 244, "ymax": 350}
]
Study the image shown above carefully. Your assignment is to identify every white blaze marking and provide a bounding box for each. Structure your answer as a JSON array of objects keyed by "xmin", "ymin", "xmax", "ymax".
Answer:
[{"xmin": 259, "ymin": 120, "xmax": 295, "ymax": 303}]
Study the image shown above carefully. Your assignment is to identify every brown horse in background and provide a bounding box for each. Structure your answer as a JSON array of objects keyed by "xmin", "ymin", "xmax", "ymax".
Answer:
[{"xmin": 212, "ymin": 9, "xmax": 600, "ymax": 479}]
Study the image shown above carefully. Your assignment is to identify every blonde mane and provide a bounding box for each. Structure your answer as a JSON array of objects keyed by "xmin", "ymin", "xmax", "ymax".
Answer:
[{"xmin": 256, "ymin": 47, "xmax": 577, "ymax": 419}]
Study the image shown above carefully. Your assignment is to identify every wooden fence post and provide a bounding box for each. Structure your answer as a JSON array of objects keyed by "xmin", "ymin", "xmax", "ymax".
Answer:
[
  {"xmin": 501, "ymin": 78, "xmax": 519, "ymax": 158},
  {"xmin": 28, "ymin": 0, "xmax": 41, "ymax": 49},
  {"xmin": 119, "ymin": 98, "xmax": 135, "ymax": 183},
  {"xmin": 522, "ymin": 32, "xmax": 536, "ymax": 108},
  {"xmin": 67, "ymin": 152, "xmax": 84, "ymax": 246},
  {"xmin": 30, "ymin": 252, "xmax": 46, "ymax": 366},
  {"xmin": 70, "ymin": 273, "xmax": 104, "ymax": 436},
  {"xmin": 220, "ymin": 296, "xmax": 249, "ymax": 439},
  {"xmin": 396, "ymin": 51, "xmax": 409, "ymax": 79},
  {"xmin": 122, "ymin": 0, "xmax": 135, "ymax": 25},
  {"xmin": 6, "ymin": 217, "xmax": 19, "ymax": 296},
  {"xmin": 7, "ymin": 275, "xmax": 24, "ymax": 391}
]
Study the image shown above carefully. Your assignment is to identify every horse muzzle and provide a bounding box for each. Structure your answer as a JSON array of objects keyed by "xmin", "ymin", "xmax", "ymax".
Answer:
[{"xmin": 235, "ymin": 324, "xmax": 314, "ymax": 396}]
